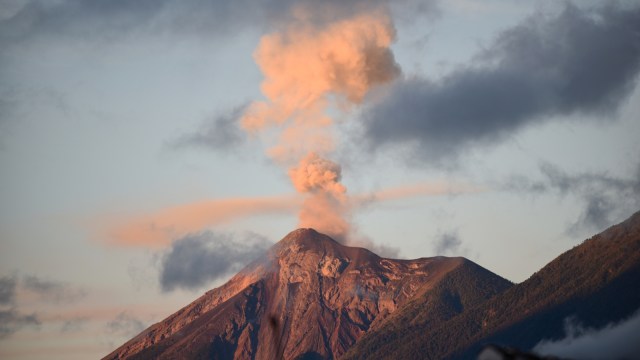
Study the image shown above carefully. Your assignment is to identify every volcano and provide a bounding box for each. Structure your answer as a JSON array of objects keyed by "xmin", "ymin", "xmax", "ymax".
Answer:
[{"xmin": 104, "ymin": 228, "xmax": 512, "ymax": 359}]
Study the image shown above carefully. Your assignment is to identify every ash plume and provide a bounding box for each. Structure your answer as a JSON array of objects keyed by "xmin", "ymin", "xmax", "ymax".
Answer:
[
  {"xmin": 289, "ymin": 153, "xmax": 349, "ymax": 239},
  {"xmin": 241, "ymin": 5, "xmax": 400, "ymax": 240}
]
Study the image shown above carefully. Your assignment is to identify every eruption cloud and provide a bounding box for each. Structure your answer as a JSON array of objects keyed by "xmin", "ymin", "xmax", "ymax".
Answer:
[
  {"xmin": 290, "ymin": 153, "xmax": 349, "ymax": 238},
  {"xmin": 241, "ymin": 7, "xmax": 400, "ymax": 239}
]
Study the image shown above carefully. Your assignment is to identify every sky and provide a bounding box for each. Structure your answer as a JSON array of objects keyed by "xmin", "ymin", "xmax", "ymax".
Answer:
[{"xmin": 1, "ymin": 0, "xmax": 639, "ymax": 358}]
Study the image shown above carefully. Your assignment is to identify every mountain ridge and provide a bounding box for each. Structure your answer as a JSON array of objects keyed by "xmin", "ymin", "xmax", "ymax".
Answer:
[{"xmin": 342, "ymin": 210, "xmax": 640, "ymax": 359}]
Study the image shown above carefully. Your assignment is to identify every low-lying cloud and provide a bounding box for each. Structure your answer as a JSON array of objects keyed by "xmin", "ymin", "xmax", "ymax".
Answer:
[
  {"xmin": 534, "ymin": 311, "xmax": 640, "ymax": 360},
  {"xmin": 361, "ymin": 3, "xmax": 640, "ymax": 166},
  {"xmin": 159, "ymin": 231, "xmax": 272, "ymax": 292}
]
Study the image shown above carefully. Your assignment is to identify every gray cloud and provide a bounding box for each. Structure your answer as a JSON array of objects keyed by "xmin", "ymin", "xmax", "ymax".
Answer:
[
  {"xmin": 159, "ymin": 231, "xmax": 272, "ymax": 292},
  {"xmin": 171, "ymin": 104, "xmax": 248, "ymax": 152},
  {"xmin": 504, "ymin": 161, "xmax": 640, "ymax": 235},
  {"xmin": 361, "ymin": 3, "xmax": 640, "ymax": 165},
  {"xmin": 0, "ymin": 274, "xmax": 88, "ymax": 339},
  {"xmin": 0, "ymin": 275, "xmax": 40, "ymax": 340},
  {"xmin": 0, "ymin": 0, "xmax": 230, "ymax": 45},
  {"xmin": 106, "ymin": 312, "xmax": 146, "ymax": 339},
  {"xmin": 0, "ymin": 95, "xmax": 17, "ymax": 147},
  {"xmin": 534, "ymin": 311, "xmax": 640, "ymax": 360},
  {"xmin": 433, "ymin": 231, "xmax": 462, "ymax": 256},
  {"xmin": 543, "ymin": 163, "xmax": 640, "ymax": 235},
  {"xmin": 22, "ymin": 275, "xmax": 87, "ymax": 304}
]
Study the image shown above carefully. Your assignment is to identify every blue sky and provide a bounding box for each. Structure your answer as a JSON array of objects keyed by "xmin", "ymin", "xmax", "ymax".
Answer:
[{"xmin": 1, "ymin": 0, "xmax": 639, "ymax": 358}]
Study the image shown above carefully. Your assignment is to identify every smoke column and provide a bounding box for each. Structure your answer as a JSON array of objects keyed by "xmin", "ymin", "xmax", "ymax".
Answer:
[{"xmin": 241, "ymin": 7, "xmax": 400, "ymax": 240}]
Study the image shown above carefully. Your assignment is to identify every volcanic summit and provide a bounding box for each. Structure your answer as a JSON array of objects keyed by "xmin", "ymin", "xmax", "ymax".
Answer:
[{"xmin": 105, "ymin": 228, "xmax": 511, "ymax": 359}]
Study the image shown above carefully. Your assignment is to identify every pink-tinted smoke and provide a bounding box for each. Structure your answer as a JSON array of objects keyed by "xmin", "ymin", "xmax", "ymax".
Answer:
[{"xmin": 241, "ymin": 7, "xmax": 400, "ymax": 239}]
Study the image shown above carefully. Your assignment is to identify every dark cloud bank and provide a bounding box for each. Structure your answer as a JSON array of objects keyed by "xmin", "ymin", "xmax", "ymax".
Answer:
[
  {"xmin": 362, "ymin": 3, "xmax": 640, "ymax": 165},
  {"xmin": 159, "ymin": 231, "xmax": 272, "ymax": 292},
  {"xmin": 0, "ymin": 0, "xmax": 435, "ymax": 47}
]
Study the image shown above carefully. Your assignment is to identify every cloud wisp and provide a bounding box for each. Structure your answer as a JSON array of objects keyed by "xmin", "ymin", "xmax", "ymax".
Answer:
[
  {"xmin": 0, "ymin": 309, "xmax": 40, "ymax": 340},
  {"xmin": 159, "ymin": 231, "xmax": 272, "ymax": 292},
  {"xmin": 107, "ymin": 195, "xmax": 301, "ymax": 247},
  {"xmin": 353, "ymin": 181, "xmax": 484, "ymax": 206},
  {"xmin": 60, "ymin": 317, "xmax": 88, "ymax": 333},
  {"xmin": 433, "ymin": 231, "xmax": 463, "ymax": 256},
  {"xmin": 0, "ymin": 276, "xmax": 16, "ymax": 305},
  {"xmin": 22, "ymin": 275, "xmax": 87, "ymax": 304},
  {"xmin": 106, "ymin": 312, "xmax": 146, "ymax": 339},
  {"xmin": 170, "ymin": 104, "xmax": 249, "ymax": 152},
  {"xmin": 504, "ymin": 161, "xmax": 640, "ymax": 235},
  {"xmin": 0, "ymin": 274, "xmax": 88, "ymax": 339},
  {"xmin": 107, "ymin": 182, "xmax": 479, "ymax": 248},
  {"xmin": 361, "ymin": 3, "xmax": 640, "ymax": 166}
]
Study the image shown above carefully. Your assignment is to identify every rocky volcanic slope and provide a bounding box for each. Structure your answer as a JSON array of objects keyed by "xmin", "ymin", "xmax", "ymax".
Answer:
[
  {"xmin": 343, "ymin": 210, "xmax": 640, "ymax": 360},
  {"xmin": 104, "ymin": 229, "xmax": 511, "ymax": 360}
]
